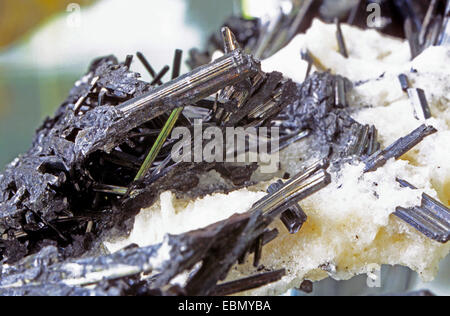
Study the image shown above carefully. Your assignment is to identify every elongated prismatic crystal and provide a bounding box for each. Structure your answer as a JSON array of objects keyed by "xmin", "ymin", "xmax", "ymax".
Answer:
[
  {"xmin": 267, "ymin": 180, "xmax": 307, "ymax": 234},
  {"xmin": 80, "ymin": 49, "xmax": 260, "ymax": 156},
  {"xmin": 407, "ymin": 88, "xmax": 432, "ymax": 121},
  {"xmin": 210, "ymin": 269, "xmax": 286, "ymax": 296},
  {"xmin": 396, "ymin": 178, "xmax": 450, "ymax": 243},
  {"xmin": 134, "ymin": 49, "xmax": 184, "ymax": 181},
  {"xmin": 360, "ymin": 125, "xmax": 446, "ymax": 242},
  {"xmin": 398, "ymin": 74, "xmax": 410, "ymax": 92},
  {"xmin": 251, "ymin": 159, "xmax": 330, "ymax": 219},
  {"xmin": 118, "ymin": 49, "xmax": 258, "ymax": 116},
  {"xmin": 364, "ymin": 124, "xmax": 437, "ymax": 172},
  {"xmin": 335, "ymin": 18, "xmax": 348, "ymax": 58}
]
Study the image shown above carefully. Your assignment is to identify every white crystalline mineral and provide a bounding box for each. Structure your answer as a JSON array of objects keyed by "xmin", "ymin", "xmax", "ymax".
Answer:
[{"xmin": 107, "ymin": 20, "xmax": 450, "ymax": 295}]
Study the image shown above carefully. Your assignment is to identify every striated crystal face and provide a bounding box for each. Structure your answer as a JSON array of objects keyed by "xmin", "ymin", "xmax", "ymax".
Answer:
[
  {"xmin": 108, "ymin": 19, "xmax": 450, "ymax": 295},
  {"xmin": 1, "ymin": 2, "xmax": 449, "ymax": 295}
]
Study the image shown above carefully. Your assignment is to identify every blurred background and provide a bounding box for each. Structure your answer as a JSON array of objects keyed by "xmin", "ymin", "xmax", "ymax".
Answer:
[{"xmin": 0, "ymin": 0, "xmax": 448, "ymax": 296}]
